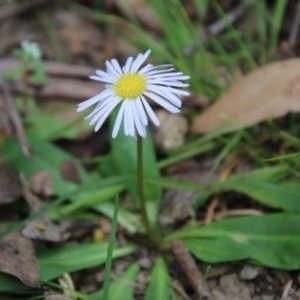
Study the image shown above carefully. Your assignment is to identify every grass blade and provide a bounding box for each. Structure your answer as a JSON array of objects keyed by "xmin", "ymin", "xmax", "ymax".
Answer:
[{"xmin": 102, "ymin": 196, "xmax": 119, "ymax": 300}]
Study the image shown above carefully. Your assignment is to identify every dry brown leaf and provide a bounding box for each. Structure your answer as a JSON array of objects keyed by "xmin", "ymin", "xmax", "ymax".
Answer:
[
  {"xmin": 60, "ymin": 160, "xmax": 81, "ymax": 184},
  {"xmin": 191, "ymin": 58, "xmax": 300, "ymax": 133},
  {"xmin": 23, "ymin": 77, "xmax": 103, "ymax": 102},
  {"xmin": 0, "ymin": 162, "xmax": 22, "ymax": 205},
  {"xmin": 0, "ymin": 231, "xmax": 40, "ymax": 287},
  {"xmin": 22, "ymin": 178, "xmax": 66, "ymax": 242},
  {"xmin": 29, "ymin": 171, "xmax": 54, "ymax": 198},
  {"xmin": 158, "ymin": 165, "xmax": 216, "ymax": 226}
]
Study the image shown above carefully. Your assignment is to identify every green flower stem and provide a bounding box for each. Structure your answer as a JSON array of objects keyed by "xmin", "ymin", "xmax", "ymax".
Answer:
[{"xmin": 137, "ymin": 135, "xmax": 159, "ymax": 246}]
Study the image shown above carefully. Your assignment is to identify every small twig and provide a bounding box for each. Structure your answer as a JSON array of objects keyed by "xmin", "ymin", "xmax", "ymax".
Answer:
[
  {"xmin": 204, "ymin": 197, "xmax": 219, "ymax": 224},
  {"xmin": 0, "ymin": 80, "xmax": 32, "ymax": 156},
  {"xmin": 288, "ymin": 0, "xmax": 300, "ymax": 46},
  {"xmin": 0, "ymin": 58, "xmax": 95, "ymax": 79},
  {"xmin": 172, "ymin": 240, "xmax": 209, "ymax": 297},
  {"xmin": 184, "ymin": 0, "xmax": 253, "ymax": 55},
  {"xmin": 169, "ymin": 279, "xmax": 191, "ymax": 300},
  {"xmin": 0, "ymin": 58, "xmax": 102, "ymax": 102},
  {"xmin": 281, "ymin": 279, "xmax": 293, "ymax": 299}
]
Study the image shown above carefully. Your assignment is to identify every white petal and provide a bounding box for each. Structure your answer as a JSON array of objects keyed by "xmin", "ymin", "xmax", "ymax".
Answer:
[
  {"xmin": 151, "ymin": 71, "xmax": 183, "ymax": 76},
  {"xmin": 141, "ymin": 96, "xmax": 160, "ymax": 126},
  {"xmin": 148, "ymin": 93, "xmax": 180, "ymax": 113},
  {"xmin": 87, "ymin": 95, "xmax": 120, "ymax": 122},
  {"xmin": 77, "ymin": 88, "xmax": 115, "ymax": 111},
  {"xmin": 95, "ymin": 70, "xmax": 118, "ymax": 80},
  {"xmin": 147, "ymin": 84, "xmax": 190, "ymax": 96},
  {"xmin": 146, "ymin": 86, "xmax": 182, "ymax": 107},
  {"xmin": 111, "ymin": 59, "xmax": 123, "ymax": 75},
  {"xmin": 93, "ymin": 99, "xmax": 121, "ymax": 131},
  {"xmin": 77, "ymin": 94, "xmax": 102, "ymax": 112},
  {"xmin": 147, "ymin": 79, "xmax": 189, "ymax": 87},
  {"xmin": 105, "ymin": 60, "xmax": 120, "ymax": 76},
  {"xmin": 130, "ymin": 50, "xmax": 151, "ymax": 73},
  {"xmin": 127, "ymin": 101, "xmax": 135, "ymax": 136},
  {"xmin": 85, "ymin": 101, "xmax": 108, "ymax": 122},
  {"xmin": 141, "ymin": 67, "xmax": 175, "ymax": 76},
  {"xmin": 164, "ymin": 93, "xmax": 182, "ymax": 108},
  {"xmin": 122, "ymin": 56, "xmax": 133, "ymax": 73},
  {"xmin": 136, "ymin": 97, "xmax": 148, "ymax": 126},
  {"xmin": 112, "ymin": 101, "xmax": 126, "ymax": 138},
  {"xmin": 123, "ymin": 101, "xmax": 133, "ymax": 136},
  {"xmin": 147, "ymin": 73, "xmax": 190, "ymax": 80},
  {"xmin": 90, "ymin": 75, "xmax": 115, "ymax": 84},
  {"xmin": 132, "ymin": 100, "xmax": 146, "ymax": 138},
  {"xmin": 95, "ymin": 69, "xmax": 109, "ymax": 77},
  {"xmin": 88, "ymin": 97, "xmax": 120, "ymax": 126},
  {"xmin": 138, "ymin": 63, "xmax": 155, "ymax": 75}
]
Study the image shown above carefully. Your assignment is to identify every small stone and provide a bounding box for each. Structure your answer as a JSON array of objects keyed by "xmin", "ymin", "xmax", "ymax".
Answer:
[
  {"xmin": 153, "ymin": 110, "xmax": 188, "ymax": 153},
  {"xmin": 239, "ymin": 265, "xmax": 260, "ymax": 280},
  {"xmin": 138, "ymin": 257, "xmax": 152, "ymax": 269},
  {"xmin": 29, "ymin": 171, "xmax": 54, "ymax": 198},
  {"xmin": 219, "ymin": 274, "xmax": 252, "ymax": 299},
  {"xmin": 220, "ymin": 274, "xmax": 240, "ymax": 294}
]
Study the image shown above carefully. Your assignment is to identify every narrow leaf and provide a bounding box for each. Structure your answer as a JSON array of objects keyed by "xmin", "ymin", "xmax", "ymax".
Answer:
[
  {"xmin": 3, "ymin": 136, "xmax": 89, "ymax": 196},
  {"xmin": 87, "ymin": 263, "xmax": 139, "ymax": 300},
  {"xmin": 167, "ymin": 213, "xmax": 300, "ymax": 269},
  {"xmin": 144, "ymin": 257, "xmax": 176, "ymax": 300},
  {"xmin": 223, "ymin": 179, "xmax": 300, "ymax": 211},
  {"xmin": 95, "ymin": 202, "xmax": 143, "ymax": 234},
  {"xmin": 103, "ymin": 197, "xmax": 119, "ymax": 300},
  {"xmin": 38, "ymin": 243, "xmax": 136, "ymax": 281}
]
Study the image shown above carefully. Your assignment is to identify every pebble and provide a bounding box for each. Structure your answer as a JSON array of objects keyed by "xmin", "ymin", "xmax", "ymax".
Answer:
[
  {"xmin": 239, "ymin": 264, "xmax": 260, "ymax": 280},
  {"xmin": 138, "ymin": 257, "xmax": 153, "ymax": 269},
  {"xmin": 153, "ymin": 110, "xmax": 188, "ymax": 153}
]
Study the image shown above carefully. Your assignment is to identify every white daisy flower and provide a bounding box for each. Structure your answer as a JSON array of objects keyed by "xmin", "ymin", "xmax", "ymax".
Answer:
[{"xmin": 77, "ymin": 49, "xmax": 190, "ymax": 138}]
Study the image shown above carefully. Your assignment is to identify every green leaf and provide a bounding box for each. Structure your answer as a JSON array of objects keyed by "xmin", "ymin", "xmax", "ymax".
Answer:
[
  {"xmin": 218, "ymin": 166, "xmax": 299, "ymax": 211},
  {"xmin": 167, "ymin": 213, "xmax": 300, "ymax": 269},
  {"xmin": 110, "ymin": 111, "xmax": 162, "ymax": 225},
  {"xmin": 144, "ymin": 257, "xmax": 176, "ymax": 300},
  {"xmin": 38, "ymin": 243, "xmax": 136, "ymax": 281},
  {"xmin": 103, "ymin": 197, "xmax": 119, "ymax": 300},
  {"xmin": 95, "ymin": 202, "xmax": 143, "ymax": 234},
  {"xmin": 25, "ymin": 110, "xmax": 79, "ymax": 139},
  {"xmin": 222, "ymin": 180, "xmax": 300, "ymax": 211},
  {"xmin": 3, "ymin": 135, "xmax": 89, "ymax": 196},
  {"xmin": 223, "ymin": 165, "xmax": 290, "ymax": 182},
  {"xmin": 0, "ymin": 273, "xmax": 30, "ymax": 292},
  {"xmin": 0, "ymin": 176, "xmax": 124, "ymax": 240},
  {"xmin": 87, "ymin": 263, "xmax": 139, "ymax": 300},
  {"xmin": 55, "ymin": 184, "xmax": 124, "ymax": 216}
]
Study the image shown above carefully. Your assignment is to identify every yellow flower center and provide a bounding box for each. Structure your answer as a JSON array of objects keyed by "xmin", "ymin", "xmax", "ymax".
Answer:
[{"xmin": 114, "ymin": 73, "xmax": 147, "ymax": 99}]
